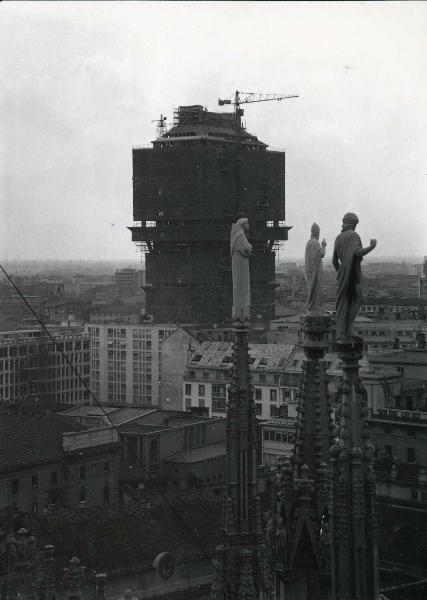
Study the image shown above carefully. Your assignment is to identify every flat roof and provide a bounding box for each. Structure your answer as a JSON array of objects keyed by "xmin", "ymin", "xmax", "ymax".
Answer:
[{"xmin": 165, "ymin": 442, "xmax": 225, "ymax": 464}]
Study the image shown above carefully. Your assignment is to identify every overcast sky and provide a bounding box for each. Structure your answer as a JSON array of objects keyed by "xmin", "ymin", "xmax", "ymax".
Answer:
[{"xmin": 1, "ymin": 1, "xmax": 426, "ymax": 264}]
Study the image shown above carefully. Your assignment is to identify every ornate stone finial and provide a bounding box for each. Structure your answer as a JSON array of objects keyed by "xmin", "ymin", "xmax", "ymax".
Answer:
[
  {"xmin": 332, "ymin": 213, "xmax": 377, "ymax": 340},
  {"xmin": 96, "ymin": 573, "xmax": 107, "ymax": 600},
  {"xmin": 230, "ymin": 217, "xmax": 252, "ymax": 321},
  {"xmin": 64, "ymin": 556, "xmax": 86, "ymax": 600},
  {"xmin": 305, "ymin": 223, "xmax": 326, "ymax": 313}
]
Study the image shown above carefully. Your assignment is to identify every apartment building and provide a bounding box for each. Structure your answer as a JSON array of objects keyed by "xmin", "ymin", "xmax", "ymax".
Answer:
[
  {"xmin": 0, "ymin": 327, "xmax": 90, "ymax": 406},
  {"xmin": 86, "ymin": 323, "xmax": 176, "ymax": 406},
  {"xmin": 182, "ymin": 342, "xmax": 299, "ymax": 419}
]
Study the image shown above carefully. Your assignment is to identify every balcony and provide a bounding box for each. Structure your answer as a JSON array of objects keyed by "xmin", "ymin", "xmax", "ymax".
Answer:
[{"xmin": 370, "ymin": 408, "xmax": 427, "ymax": 424}]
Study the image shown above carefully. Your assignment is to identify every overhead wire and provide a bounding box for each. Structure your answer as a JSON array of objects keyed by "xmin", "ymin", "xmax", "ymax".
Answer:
[{"xmin": 0, "ymin": 263, "xmax": 231, "ymax": 593}]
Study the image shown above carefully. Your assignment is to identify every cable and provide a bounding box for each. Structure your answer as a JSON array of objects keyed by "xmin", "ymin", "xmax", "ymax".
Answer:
[{"xmin": 0, "ymin": 264, "xmax": 229, "ymax": 590}]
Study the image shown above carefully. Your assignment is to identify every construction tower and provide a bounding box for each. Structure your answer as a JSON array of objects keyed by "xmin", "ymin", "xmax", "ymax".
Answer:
[{"xmin": 130, "ymin": 103, "xmax": 290, "ymax": 324}]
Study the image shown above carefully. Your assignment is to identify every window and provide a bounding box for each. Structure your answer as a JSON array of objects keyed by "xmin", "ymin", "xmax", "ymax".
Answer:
[
  {"xmin": 256, "ymin": 403, "xmax": 262, "ymax": 416},
  {"xmin": 11, "ymin": 479, "xmax": 19, "ymax": 495},
  {"xmin": 270, "ymin": 404, "xmax": 279, "ymax": 417},
  {"xmin": 79, "ymin": 465, "xmax": 87, "ymax": 480},
  {"xmin": 185, "ymin": 397, "xmax": 191, "ymax": 410},
  {"xmin": 198, "ymin": 384, "xmax": 205, "ymax": 396},
  {"xmin": 255, "ymin": 388, "xmax": 262, "ymax": 401},
  {"xmin": 50, "ymin": 471, "xmax": 58, "ymax": 486},
  {"xmin": 266, "ymin": 220, "xmax": 274, "ymax": 228},
  {"xmin": 259, "ymin": 374, "xmax": 266, "ymax": 383},
  {"xmin": 384, "ymin": 445, "xmax": 392, "ymax": 457},
  {"xmin": 270, "ymin": 389, "xmax": 277, "ymax": 403},
  {"xmin": 199, "ymin": 398, "xmax": 205, "ymax": 408},
  {"xmin": 407, "ymin": 448, "xmax": 416, "ymax": 463},
  {"xmin": 279, "ymin": 404, "xmax": 289, "ymax": 417},
  {"xmin": 31, "ymin": 475, "xmax": 39, "ymax": 489},
  {"xmin": 203, "ymin": 371, "xmax": 209, "ymax": 379},
  {"xmin": 104, "ymin": 484, "xmax": 110, "ymax": 504},
  {"xmin": 146, "ymin": 221, "xmax": 157, "ymax": 227},
  {"xmin": 103, "ymin": 461, "xmax": 110, "ymax": 473},
  {"xmin": 212, "ymin": 384, "xmax": 227, "ymax": 413},
  {"xmin": 150, "ymin": 438, "xmax": 159, "ymax": 464},
  {"xmin": 185, "ymin": 383, "xmax": 192, "ymax": 395},
  {"xmin": 274, "ymin": 374, "xmax": 280, "ymax": 384},
  {"xmin": 278, "ymin": 220, "xmax": 286, "ymax": 227}
]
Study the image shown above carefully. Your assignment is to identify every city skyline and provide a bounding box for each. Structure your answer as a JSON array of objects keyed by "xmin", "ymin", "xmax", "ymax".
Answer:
[{"xmin": 1, "ymin": 2, "xmax": 427, "ymax": 261}]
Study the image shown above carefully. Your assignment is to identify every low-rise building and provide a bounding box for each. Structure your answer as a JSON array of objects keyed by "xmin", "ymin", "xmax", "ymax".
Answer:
[
  {"xmin": 182, "ymin": 342, "xmax": 298, "ymax": 420},
  {"xmin": 61, "ymin": 405, "xmax": 227, "ymax": 493},
  {"xmin": 0, "ymin": 411, "xmax": 120, "ymax": 512}
]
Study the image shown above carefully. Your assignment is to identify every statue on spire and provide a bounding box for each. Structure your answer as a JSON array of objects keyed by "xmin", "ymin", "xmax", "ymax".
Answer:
[
  {"xmin": 230, "ymin": 218, "xmax": 252, "ymax": 321},
  {"xmin": 305, "ymin": 222, "xmax": 326, "ymax": 313},
  {"xmin": 332, "ymin": 212, "xmax": 377, "ymax": 340}
]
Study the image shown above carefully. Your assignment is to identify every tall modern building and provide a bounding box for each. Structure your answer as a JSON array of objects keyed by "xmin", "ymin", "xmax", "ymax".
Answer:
[
  {"xmin": 130, "ymin": 104, "xmax": 290, "ymax": 324},
  {"xmin": 0, "ymin": 327, "xmax": 90, "ymax": 406},
  {"xmin": 86, "ymin": 323, "xmax": 176, "ymax": 406}
]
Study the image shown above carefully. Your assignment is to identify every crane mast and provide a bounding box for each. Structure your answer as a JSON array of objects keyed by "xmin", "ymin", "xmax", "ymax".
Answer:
[{"xmin": 218, "ymin": 90, "xmax": 298, "ymax": 216}]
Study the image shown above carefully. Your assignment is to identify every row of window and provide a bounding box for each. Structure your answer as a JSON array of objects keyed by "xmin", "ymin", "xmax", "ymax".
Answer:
[
  {"xmin": 264, "ymin": 430, "xmax": 294, "ymax": 443},
  {"xmin": 10, "ymin": 470, "xmax": 59, "ymax": 495},
  {"xmin": 384, "ymin": 445, "xmax": 416, "ymax": 463},
  {"xmin": 185, "ymin": 383, "xmax": 294, "ymax": 402}
]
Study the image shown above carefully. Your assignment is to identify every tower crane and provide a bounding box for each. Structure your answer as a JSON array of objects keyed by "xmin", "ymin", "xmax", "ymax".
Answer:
[
  {"xmin": 218, "ymin": 90, "xmax": 299, "ymax": 127},
  {"xmin": 217, "ymin": 90, "xmax": 298, "ymax": 215}
]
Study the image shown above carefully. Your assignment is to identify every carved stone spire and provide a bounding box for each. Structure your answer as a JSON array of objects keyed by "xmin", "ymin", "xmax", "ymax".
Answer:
[
  {"xmin": 213, "ymin": 219, "xmax": 273, "ymax": 599},
  {"xmin": 274, "ymin": 314, "xmax": 332, "ymax": 600},
  {"xmin": 330, "ymin": 339, "xmax": 379, "ymax": 599}
]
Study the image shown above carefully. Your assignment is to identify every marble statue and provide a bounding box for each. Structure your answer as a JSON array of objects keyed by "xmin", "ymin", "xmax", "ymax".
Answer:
[
  {"xmin": 230, "ymin": 217, "xmax": 252, "ymax": 320},
  {"xmin": 332, "ymin": 212, "xmax": 377, "ymax": 340},
  {"xmin": 305, "ymin": 223, "xmax": 326, "ymax": 312}
]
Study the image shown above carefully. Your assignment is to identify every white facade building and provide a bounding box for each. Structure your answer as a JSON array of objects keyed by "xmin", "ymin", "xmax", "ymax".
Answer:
[
  {"xmin": 86, "ymin": 323, "xmax": 176, "ymax": 406},
  {"xmin": 182, "ymin": 342, "xmax": 299, "ymax": 420}
]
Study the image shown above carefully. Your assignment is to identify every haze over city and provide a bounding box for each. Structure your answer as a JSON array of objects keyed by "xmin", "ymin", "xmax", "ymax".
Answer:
[{"xmin": 1, "ymin": 1, "xmax": 427, "ymax": 262}]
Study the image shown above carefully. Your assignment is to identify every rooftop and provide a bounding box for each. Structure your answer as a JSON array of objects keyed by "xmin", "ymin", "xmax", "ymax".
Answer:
[
  {"xmin": 155, "ymin": 105, "xmax": 267, "ymax": 149},
  {"xmin": 165, "ymin": 441, "xmax": 225, "ymax": 464},
  {"xmin": 188, "ymin": 341, "xmax": 294, "ymax": 370},
  {"xmin": 0, "ymin": 412, "xmax": 87, "ymax": 473},
  {"xmin": 369, "ymin": 348, "xmax": 427, "ymax": 364},
  {"xmin": 119, "ymin": 410, "xmax": 219, "ymax": 434}
]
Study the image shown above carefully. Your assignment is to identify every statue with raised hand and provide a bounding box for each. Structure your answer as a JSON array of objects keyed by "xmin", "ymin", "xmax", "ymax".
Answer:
[
  {"xmin": 305, "ymin": 223, "xmax": 326, "ymax": 313},
  {"xmin": 332, "ymin": 212, "xmax": 377, "ymax": 340},
  {"xmin": 230, "ymin": 217, "xmax": 252, "ymax": 321}
]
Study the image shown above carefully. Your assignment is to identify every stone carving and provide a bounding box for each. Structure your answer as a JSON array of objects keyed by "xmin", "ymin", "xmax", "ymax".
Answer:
[
  {"xmin": 230, "ymin": 218, "xmax": 252, "ymax": 320},
  {"xmin": 332, "ymin": 213, "xmax": 376, "ymax": 340},
  {"xmin": 305, "ymin": 223, "xmax": 326, "ymax": 312}
]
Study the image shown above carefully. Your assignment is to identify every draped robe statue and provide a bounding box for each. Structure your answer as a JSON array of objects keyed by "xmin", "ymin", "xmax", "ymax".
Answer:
[
  {"xmin": 230, "ymin": 218, "xmax": 252, "ymax": 320},
  {"xmin": 332, "ymin": 212, "xmax": 377, "ymax": 340},
  {"xmin": 305, "ymin": 223, "xmax": 326, "ymax": 313}
]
